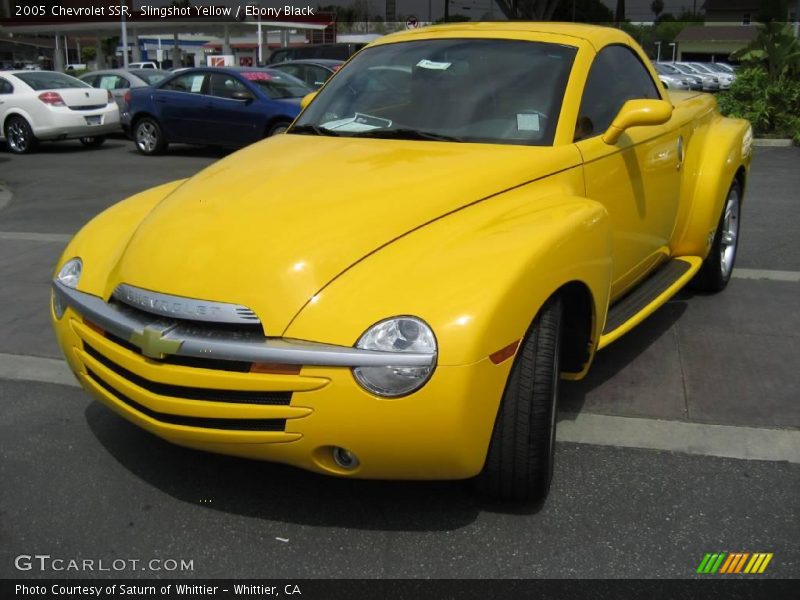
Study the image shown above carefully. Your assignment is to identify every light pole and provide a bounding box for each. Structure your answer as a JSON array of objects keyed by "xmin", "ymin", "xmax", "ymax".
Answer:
[
  {"xmin": 669, "ymin": 42, "xmax": 676, "ymax": 62},
  {"xmin": 120, "ymin": 0, "xmax": 129, "ymax": 68},
  {"xmin": 655, "ymin": 41, "xmax": 661, "ymax": 62}
]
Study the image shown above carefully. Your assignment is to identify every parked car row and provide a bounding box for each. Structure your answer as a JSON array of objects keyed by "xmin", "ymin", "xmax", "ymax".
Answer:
[
  {"xmin": 653, "ymin": 61, "xmax": 737, "ymax": 92},
  {"xmin": 1, "ymin": 62, "xmax": 346, "ymax": 155}
]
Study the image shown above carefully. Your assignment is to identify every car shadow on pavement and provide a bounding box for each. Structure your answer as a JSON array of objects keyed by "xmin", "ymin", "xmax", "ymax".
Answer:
[
  {"xmin": 3, "ymin": 141, "xmax": 128, "ymax": 154},
  {"xmin": 558, "ymin": 299, "xmax": 689, "ymax": 420},
  {"xmin": 84, "ymin": 401, "xmax": 505, "ymax": 530},
  {"xmin": 124, "ymin": 144, "xmax": 233, "ymax": 159}
]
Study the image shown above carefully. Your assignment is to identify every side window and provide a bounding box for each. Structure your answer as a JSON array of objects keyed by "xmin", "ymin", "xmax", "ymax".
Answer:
[
  {"xmin": 81, "ymin": 75, "xmax": 98, "ymax": 87},
  {"xmin": 98, "ymin": 75, "xmax": 129, "ymax": 90},
  {"xmin": 0, "ymin": 78, "xmax": 14, "ymax": 94},
  {"xmin": 575, "ymin": 45, "xmax": 660, "ymax": 141},
  {"xmin": 307, "ymin": 65, "xmax": 331, "ymax": 88},
  {"xmin": 208, "ymin": 74, "xmax": 248, "ymax": 99},
  {"xmin": 162, "ymin": 73, "xmax": 206, "ymax": 94}
]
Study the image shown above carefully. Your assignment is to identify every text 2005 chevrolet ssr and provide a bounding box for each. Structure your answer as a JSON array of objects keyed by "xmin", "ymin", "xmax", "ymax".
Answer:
[{"xmin": 52, "ymin": 24, "xmax": 752, "ymax": 501}]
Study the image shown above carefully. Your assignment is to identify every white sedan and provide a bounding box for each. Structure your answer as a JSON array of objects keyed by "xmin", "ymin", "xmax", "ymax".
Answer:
[{"xmin": 0, "ymin": 70, "xmax": 120, "ymax": 154}]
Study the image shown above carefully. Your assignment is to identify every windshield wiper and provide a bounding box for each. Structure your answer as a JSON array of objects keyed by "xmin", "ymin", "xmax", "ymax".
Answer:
[
  {"xmin": 348, "ymin": 128, "xmax": 464, "ymax": 142},
  {"xmin": 289, "ymin": 124, "xmax": 341, "ymax": 136}
]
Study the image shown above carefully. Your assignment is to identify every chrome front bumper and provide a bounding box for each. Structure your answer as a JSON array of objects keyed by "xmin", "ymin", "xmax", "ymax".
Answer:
[{"xmin": 52, "ymin": 281, "xmax": 436, "ymax": 368}]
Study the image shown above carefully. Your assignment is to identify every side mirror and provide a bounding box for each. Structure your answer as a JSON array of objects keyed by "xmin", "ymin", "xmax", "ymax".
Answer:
[
  {"xmin": 231, "ymin": 90, "xmax": 254, "ymax": 101},
  {"xmin": 300, "ymin": 91, "xmax": 318, "ymax": 110},
  {"xmin": 602, "ymin": 99, "xmax": 673, "ymax": 145}
]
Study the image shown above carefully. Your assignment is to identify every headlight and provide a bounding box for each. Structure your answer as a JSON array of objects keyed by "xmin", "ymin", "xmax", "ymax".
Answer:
[
  {"xmin": 353, "ymin": 316, "xmax": 436, "ymax": 397},
  {"xmin": 53, "ymin": 257, "xmax": 82, "ymax": 318}
]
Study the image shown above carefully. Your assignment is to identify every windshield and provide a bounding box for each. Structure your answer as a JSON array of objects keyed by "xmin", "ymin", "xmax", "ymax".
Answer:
[
  {"xmin": 292, "ymin": 38, "xmax": 577, "ymax": 146},
  {"xmin": 14, "ymin": 71, "xmax": 89, "ymax": 90},
  {"xmin": 242, "ymin": 71, "xmax": 310, "ymax": 99},
  {"xmin": 690, "ymin": 63, "xmax": 713, "ymax": 74},
  {"xmin": 673, "ymin": 64, "xmax": 698, "ymax": 75},
  {"xmin": 133, "ymin": 70, "xmax": 170, "ymax": 85},
  {"xmin": 655, "ymin": 63, "xmax": 680, "ymax": 75}
]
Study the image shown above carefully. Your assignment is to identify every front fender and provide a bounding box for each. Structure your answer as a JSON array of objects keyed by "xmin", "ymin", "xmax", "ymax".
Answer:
[
  {"xmin": 53, "ymin": 179, "xmax": 187, "ymax": 299},
  {"xmin": 284, "ymin": 174, "xmax": 612, "ymax": 368},
  {"xmin": 672, "ymin": 114, "xmax": 752, "ymax": 257}
]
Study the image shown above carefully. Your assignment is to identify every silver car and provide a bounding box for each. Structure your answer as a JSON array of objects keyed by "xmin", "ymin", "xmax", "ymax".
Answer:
[
  {"xmin": 653, "ymin": 63, "xmax": 696, "ymax": 91},
  {"xmin": 688, "ymin": 62, "xmax": 733, "ymax": 90},
  {"xmin": 673, "ymin": 63, "xmax": 720, "ymax": 92},
  {"xmin": 79, "ymin": 69, "xmax": 171, "ymax": 114},
  {"xmin": 698, "ymin": 62, "xmax": 737, "ymax": 84}
]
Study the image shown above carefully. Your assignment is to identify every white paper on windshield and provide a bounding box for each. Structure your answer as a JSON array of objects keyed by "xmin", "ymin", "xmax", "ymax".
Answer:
[
  {"xmin": 190, "ymin": 76, "xmax": 204, "ymax": 92},
  {"xmin": 320, "ymin": 113, "xmax": 392, "ymax": 133},
  {"xmin": 517, "ymin": 113, "xmax": 540, "ymax": 132},
  {"xmin": 417, "ymin": 59, "xmax": 452, "ymax": 70}
]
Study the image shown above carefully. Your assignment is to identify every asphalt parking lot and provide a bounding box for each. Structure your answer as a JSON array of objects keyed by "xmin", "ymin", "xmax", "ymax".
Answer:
[{"xmin": 0, "ymin": 138, "xmax": 798, "ymax": 579}]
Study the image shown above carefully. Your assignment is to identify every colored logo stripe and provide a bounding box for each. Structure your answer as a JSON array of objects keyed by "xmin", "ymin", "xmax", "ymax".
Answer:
[{"xmin": 697, "ymin": 552, "xmax": 773, "ymax": 574}]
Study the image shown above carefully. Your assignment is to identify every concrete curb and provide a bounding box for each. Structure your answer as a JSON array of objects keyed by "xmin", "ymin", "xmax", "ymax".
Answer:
[{"xmin": 753, "ymin": 138, "xmax": 794, "ymax": 147}]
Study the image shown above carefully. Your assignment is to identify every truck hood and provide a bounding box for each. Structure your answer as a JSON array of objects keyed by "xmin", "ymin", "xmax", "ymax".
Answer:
[{"xmin": 111, "ymin": 134, "xmax": 580, "ymax": 335}]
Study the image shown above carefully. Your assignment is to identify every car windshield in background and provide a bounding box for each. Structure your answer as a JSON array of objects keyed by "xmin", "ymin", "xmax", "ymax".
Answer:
[
  {"xmin": 14, "ymin": 71, "xmax": 89, "ymax": 90},
  {"xmin": 293, "ymin": 39, "xmax": 577, "ymax": 146},
  {"xmin": 132, "ymin": 70, "xmax": 169, "ymax": 85},
  {"xmin": 241, "ymin": 71, "xmax": 310, "ymax": 99}
]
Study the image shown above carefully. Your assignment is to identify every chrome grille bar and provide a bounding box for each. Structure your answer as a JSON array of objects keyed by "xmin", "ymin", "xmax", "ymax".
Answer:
[{"xmin": 54, "ymin": 281, "xmax": 437, "ymax": 368}]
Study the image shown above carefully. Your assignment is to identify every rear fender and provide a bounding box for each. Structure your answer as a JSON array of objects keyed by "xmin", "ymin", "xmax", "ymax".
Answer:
[{"xmin": 672, "ymin": 114, "xmax": 752, "ymax": 257}]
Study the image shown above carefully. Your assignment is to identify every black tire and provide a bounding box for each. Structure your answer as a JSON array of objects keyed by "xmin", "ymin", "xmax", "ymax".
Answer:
[
  {"xmin": 5, "ymin": 115, "xmax": 37, "ymax": 154},
  {"xmin": 474, "ymin": 296, "xmax": 563, "ymax": 501},
  {"xmin": 266, "ymin": 120, "xmax": 291, "ymax": 136},
  {"xmin": 79, "ymin": 135, "xmax": 106, "ymax": 147},
  {"xmin": 690, "ymin": 179, "xmax": 742, "ymax": 292},
  {"xmin": 133, "ymin": 117, "xmax": 167, "ymax": 155}
]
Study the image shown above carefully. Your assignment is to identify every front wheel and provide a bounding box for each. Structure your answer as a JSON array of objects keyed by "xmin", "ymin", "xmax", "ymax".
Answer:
[
  {"xmin": 79, "ymin": 136, "xmax": 106, "ymax": 147},
  {"xmin": 690, "ymin": 179, "xmax": 742, "ymax": 292},
  {"xmin": 5, "ymin": 115, "xmax": 37, "ymax": 154},
  {"xmin": 133, "ymin": 118, "xmax": 167, "ymax": 155},
  {"xmin": 474, "ymin": 296, "xmax": 563, "ymax": 502}
]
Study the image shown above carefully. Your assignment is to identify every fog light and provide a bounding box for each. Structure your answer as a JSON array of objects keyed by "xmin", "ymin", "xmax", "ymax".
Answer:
[{"xmin": 332, "ymin": 447, "xmax": 359, "ymax": 469}]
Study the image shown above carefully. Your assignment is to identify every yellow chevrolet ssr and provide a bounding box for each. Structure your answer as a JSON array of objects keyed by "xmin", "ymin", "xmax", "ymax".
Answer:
[{"xmin": 51, "ymin": 23, "xmax": 752, "ymax": 501}]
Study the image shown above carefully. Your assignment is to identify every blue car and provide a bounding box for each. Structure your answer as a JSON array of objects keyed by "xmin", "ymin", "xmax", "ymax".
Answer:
[{"xmin": 122, "ymin": 67, "xmax": 311, "ymax": 155}]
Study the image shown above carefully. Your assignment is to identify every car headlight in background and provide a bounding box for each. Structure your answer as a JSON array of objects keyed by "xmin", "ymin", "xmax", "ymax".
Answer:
[
  {"xmin": 353, "ymin": 316, "xmax": 437, "ymax": 397},
  {"xmin": 52, "ymin": 257, "xmax": 82, "ymax": 318}
]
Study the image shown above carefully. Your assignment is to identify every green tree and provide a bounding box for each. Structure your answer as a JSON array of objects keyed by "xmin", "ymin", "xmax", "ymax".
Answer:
[
  {"xmin": 552, "ymin": 0, "xmax": 613, "ymax": 22},
  {"xmin": 494, "ymin": 0, "xmax": 563, "ymax": 20},
  {"xmin": 733, "ymin": 21, "xmax": 800, "ymax": 82},
  {"xmin": 650, "ymin": 0, "xmax": 663, "ymax": 21}
]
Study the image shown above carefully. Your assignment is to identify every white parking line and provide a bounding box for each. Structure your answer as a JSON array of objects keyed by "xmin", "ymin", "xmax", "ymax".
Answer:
[
  {"xmin": 0, "ymin": 353, "xmax": 78, "ymax": 388},
  {"xmin": 557, "ymin": 412, "xmax": 800, "ymax": 464},
  {"xmin": 1, "ymin": 352, "xmax": 798, "ymax": 464},
  {"xmin": 0, "ymin": 231, "xmax": 72, "ymax": 243},
  {"xmin": 733, "ymin": 268, "xmax": 800, "ymax": 283}
]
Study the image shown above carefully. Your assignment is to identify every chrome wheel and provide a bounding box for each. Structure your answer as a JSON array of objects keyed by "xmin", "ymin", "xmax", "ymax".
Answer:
[
  {"xmin": 6, "ymin": 117, "xmax": 33, "ymax": 153},
  {"xmin": 719, "ymin": 185, "xmax": 740, "ymax": 279},
  {"xmin": 135, "ymin": 121, "xmax": 158, "ymax": 154}
]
